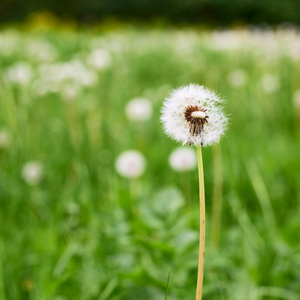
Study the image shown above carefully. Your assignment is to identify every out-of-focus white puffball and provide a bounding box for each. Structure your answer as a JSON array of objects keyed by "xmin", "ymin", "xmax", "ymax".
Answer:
[
  {"xmin": 227, "ymin": 69, "xmax": 248, "ymax": 87},
  {"xmin": 0, "ymin": 129, "xmax": 11, "ymax": 149},
  {"xmin": 87, "ymin": 49, "xmax": 112, "ymax": 70},
  {"xmin": 125, "ymin": 98, "xmax": 152, "ymax": 122},
  {"xmin": 261, "ymin": 74, "xmax": 280, "ymax": 93},
  {"xmin": 115, "ymin": 150, "xmax": 146, "ymax": 178},
  {"xmin": 169, "ymin": 147, "xmax": 197, "ymax": 172},
  {"xmin": 6, "ymin": 63, "xmax": 33, "ymax": 85},
  {"xmin": 22, "ymin": 161, "xmax": 44, "ymax": 185}
]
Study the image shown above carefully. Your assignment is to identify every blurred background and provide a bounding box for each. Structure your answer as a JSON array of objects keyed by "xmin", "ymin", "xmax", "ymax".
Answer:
[{"xmin": 1, "ymin": 1, "xmax": 300, "ymax": 300}]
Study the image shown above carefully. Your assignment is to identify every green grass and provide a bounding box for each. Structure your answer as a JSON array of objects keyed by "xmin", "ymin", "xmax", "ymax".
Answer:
[{"xmin": 0, "ymin": 26, "xmax": 300, "ymax": 300}]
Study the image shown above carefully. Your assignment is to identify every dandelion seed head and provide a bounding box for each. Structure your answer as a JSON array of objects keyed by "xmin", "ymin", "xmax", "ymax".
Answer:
[
  {"xmin": 87, "ymin": 49, "xmax": 112, "ymax": 71},
  {"xmin": 115, "ymin": 150, "xmax": 146, "ymax": 178},
  {"xmin": 169, "ymin": 147, "xmax": 197, "ymax": 172},
  {"xmin": 161, "ymin": 84, "xmax": 228, "ymax": 146},
  {"xmin": 6, "ymin": 63, "xmax": 33, "ymax": 85},
  {"xmin": 22, "ymin": 161, "xmax": 44, "ymax": 185}
]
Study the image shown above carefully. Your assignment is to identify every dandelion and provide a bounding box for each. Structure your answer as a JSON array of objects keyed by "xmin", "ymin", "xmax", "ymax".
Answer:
[
  {"xmin": 169, "ymin": 147, "xmax": 197, "ymax": 172},
  {"xmin": 125, "ymin": 98, "xmax": 152, "ymax": 122},
  {"xmin": 161, "ymin": 84, "xmax": 228, "ymax": 300},
  {"xmin": 22, "ymin": 161, "xmax": 44, "ymax": 186},
  {"xmin": 115, "ymin": 150, "xmax": 146, "ymax": 179},
  {"xmin": 6, "ymin": 63, "xmax": 33, "ymax": 86},
  {"xmin": 161, "ymin": 84, "xmax": 227, "ymax": 146},
  {"xmin": 0, "ymin": 129, "xmax": 11, "ymax": 149},
  {"xmin": 87, "ymin": 49, "xmax": 112, "ymax": 71}
]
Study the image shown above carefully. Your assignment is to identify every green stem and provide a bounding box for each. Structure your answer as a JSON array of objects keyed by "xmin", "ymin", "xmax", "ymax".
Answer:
[{"xmin": 196, "ymin": 146, "xmax": 205, "ymax": 300}]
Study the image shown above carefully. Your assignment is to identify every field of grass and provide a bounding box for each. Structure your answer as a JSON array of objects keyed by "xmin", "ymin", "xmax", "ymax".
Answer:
[{"xmin": 0, "ymin": 25, "xmax": 300, "ymax": 300}]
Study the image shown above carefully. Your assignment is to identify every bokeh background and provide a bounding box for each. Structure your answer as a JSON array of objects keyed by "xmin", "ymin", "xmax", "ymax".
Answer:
[{"xmin": 1, "ymin": 1, "xmax": 300, "ymax": 300}]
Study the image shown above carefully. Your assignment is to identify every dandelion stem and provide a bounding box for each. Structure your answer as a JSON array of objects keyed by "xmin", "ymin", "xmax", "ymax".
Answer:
[{"xmin": 196, "ymin": 146, "xmax": 205, "ymax": 300}]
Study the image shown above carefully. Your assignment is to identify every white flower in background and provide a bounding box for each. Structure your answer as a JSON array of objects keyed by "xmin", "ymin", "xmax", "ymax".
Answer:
[
  {"xmin": 37, "ymin": 60, "xmax": 97, "ymax": 87},
  {"xmin": 87, "ymin": 49, "xmax": 112, "ymax": 70},
  {"xmin": 125, "ymin": 98, "xmax": 152, "ymax": 122},
  {"xmin": 161, "ymin": 84, "xmax": 228, "ymax": 146},
  {"xmin": 26, "ymin": 40, "xmax": 57, "ymax": 62},
  {"xmin": 227, "ymin": 69, "xmax": 248, "ymax": 87},
  {"xmin": 293, "ymin": 89, "xmax": 300, "ymax": 111},
  {"xmin": 261, "ymin": 74, "xmax": 280, "ymax": 93},
  {"xmin": 22, "ymin": 161, "xmax": 44, "ymax": 185},
  {"xmin": 0, "ymin": 129, "xmax": 11, "ymax": 148},
  {"xmin": 169, "ymin": 147, "xmax": 197, "ymax": 172},
  {"xmin": 115, "ymin": 150, "xmax": 146, "ymax": 178},
  {"xmin": 6, "ymin": 63, "xmax": 33, "ymax": 85}
]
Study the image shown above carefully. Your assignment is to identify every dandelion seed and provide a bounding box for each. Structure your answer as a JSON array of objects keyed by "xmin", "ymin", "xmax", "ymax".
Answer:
[
  {"xmin": 115, "ymin": 150, "xmax": 146, "ymax": 178},
  {"xmin": 22, "ymin": 161, "xmax": 44, "ymax": 186},
  {"xmin": 125, "ymin": 98, "xmax": 152, "ymax": 122},
  {"xmin": 161, "ymin": 84, "xmax": 228, "ymax": 146},
  {"xmin": 169, "ymin": 148, "xmax": 197, "ymax": 172}
]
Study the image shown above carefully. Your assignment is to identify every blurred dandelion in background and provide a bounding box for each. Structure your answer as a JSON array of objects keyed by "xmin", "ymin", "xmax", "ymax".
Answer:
[
  {"xmin": 21, "ymin": 161, "xmax": 44, "ymax": 186},
  {"xmin": 125, "ymin": 98, "xmax": 152, "ymax": 122},
  {"xmin": 115, "ymin": 150, "xmax": 146, "ymax": 178},
  {"xmin": 6, "ymin": 62, "xmax": 33, "ymax": 86},
  {"xmin": 169, "ymin": 147, "xmax": 197, "ymax": 172},
  {"xmin": 87, "ymin": 49, "xmax": 112, "ymax": 71}
]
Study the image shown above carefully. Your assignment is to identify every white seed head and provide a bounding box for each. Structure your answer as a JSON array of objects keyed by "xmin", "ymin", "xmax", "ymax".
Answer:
[
  {"xmin": 125, "ymin": 98, "xmax": 152, "ymax": 122},
  {"xmin": 6, "ymin": 63, "xmax": 33, "ymax": 85},
  {"xmin": 161, "ymin": 84, "xmax": 228, "ymax": 146},
  {"xmin": 169, "ymin": 147, "xmax": 197, "ymax": 172},
  {"xmin": 22, "ymin": 161, "xmax": 44, "ymax": 185},
  {"xmin": 87, "ymin": 49, "xmax": 112, "ymax": 70},
  {"xmin": 115, "ymin": 150, "xmax": 146, "ymax": 178}
]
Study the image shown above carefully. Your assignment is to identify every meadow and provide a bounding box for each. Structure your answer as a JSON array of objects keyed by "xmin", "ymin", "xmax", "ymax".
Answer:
[{"xmin": 0, "ymin": 24, "xmax": 300, "ymax": 300}]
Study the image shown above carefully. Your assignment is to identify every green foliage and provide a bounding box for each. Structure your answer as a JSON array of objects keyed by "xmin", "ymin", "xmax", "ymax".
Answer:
[{"xmin": 0, "ymin": 27, "xmax": 300, "ymax": 300}]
